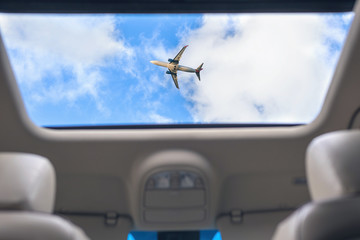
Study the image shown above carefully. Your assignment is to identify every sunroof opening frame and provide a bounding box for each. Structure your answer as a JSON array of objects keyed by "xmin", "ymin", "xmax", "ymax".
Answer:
[{"xmin": 0, "ymin": 0, "xmax": 355, "ymax": 13}]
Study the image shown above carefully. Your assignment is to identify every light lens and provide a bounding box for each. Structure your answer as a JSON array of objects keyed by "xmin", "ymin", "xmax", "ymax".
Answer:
[{"xmin": 146, "ymin": 170, "xmax": 203, "ymax": 190}]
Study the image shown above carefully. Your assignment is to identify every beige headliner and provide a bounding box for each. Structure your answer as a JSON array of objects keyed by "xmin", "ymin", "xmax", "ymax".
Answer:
[{"xmin": 1, "ymin": 2, "xmax": 360, "ymax": 239}]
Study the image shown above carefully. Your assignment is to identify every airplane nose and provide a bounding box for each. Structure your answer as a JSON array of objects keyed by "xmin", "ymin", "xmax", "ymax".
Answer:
[{"xmin": 150, "ymin": 60, "xmax": 155, "ymax": 64}]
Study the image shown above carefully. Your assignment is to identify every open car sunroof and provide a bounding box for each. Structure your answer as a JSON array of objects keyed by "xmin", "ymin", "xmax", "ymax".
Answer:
[{"xmin": 0, "ymin": 13, "xmax": 353, "ymax": 127}]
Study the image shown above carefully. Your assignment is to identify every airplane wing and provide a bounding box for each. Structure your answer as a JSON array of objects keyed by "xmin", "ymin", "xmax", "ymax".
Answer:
[
  {"xmin": 173, "ymin": 45, "xmax": 188, "ymax": 63},
  {"xmin": 169, "ymin": 70, "xmax": 179, "ymax": 89}
]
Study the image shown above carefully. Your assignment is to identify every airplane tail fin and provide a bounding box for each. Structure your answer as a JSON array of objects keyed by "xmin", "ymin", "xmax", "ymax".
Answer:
[{"xmin": 195, "ymin": 63, "xmax": 204, "ymax": 81}]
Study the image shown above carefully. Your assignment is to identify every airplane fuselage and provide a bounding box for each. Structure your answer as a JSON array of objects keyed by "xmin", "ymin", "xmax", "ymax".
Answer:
[
  {"xmin": 150, "ymin": 45, "xmax": 203, "ymax": 89},
  {"xmin": 150, "ymin": 60, "xmax": 196, "ymax": 73}
]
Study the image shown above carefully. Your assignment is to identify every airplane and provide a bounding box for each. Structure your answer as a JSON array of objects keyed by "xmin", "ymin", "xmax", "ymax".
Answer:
[{"xmin": 150, "ymin": 45, "xmax": 204, "ymax": 89}]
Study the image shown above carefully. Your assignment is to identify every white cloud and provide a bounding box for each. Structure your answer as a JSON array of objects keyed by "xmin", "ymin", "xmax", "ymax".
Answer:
[
  {"xmin": 178, "ymin": 13, "xmax": 352, "ymax": 123},
  {"xmin": 0, "ymin": 14, "xmax": 134, "ymax": 113},
  {"xmin": 149, "ymin": 112, "xmax": 174, "ymax": 123}
]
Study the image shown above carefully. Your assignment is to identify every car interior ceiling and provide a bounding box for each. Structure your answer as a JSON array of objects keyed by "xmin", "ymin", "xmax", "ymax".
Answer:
[{"xmin": 1, "ymin": 0, "xmax": 360, "ymax": 240}]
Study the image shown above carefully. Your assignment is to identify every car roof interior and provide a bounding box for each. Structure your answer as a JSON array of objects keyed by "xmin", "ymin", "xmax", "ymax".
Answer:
[{"xmin": 1, "ymin": 0, "xmax": 360, "ymax": 239}]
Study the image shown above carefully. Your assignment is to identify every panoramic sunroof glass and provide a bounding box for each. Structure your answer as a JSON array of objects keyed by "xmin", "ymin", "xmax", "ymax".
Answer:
[{"xmin": 0, "ymin": 13, "xmax": 354, "ymax": 127}]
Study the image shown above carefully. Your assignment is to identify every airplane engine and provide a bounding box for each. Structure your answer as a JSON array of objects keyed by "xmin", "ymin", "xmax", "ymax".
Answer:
[
  {"xmin": 168, "ymin": 58, "xmax": 178, "ymax": 63},
  {"xmin": 166, "ymin": 71, "xmax": 172, "ymax": 75}
]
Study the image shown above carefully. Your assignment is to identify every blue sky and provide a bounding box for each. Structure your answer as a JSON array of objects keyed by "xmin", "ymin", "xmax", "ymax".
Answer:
[{"xmin": 0, "ymin": 13, "xmax": 354, "ymax": 126}]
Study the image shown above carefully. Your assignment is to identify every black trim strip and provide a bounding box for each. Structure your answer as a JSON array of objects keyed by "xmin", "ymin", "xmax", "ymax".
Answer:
[
  {"xmin": 55, "ymin": 210, "xmax": 132, "ymax": 226},
  {"xmin": 240, "ymin": 207, "xmax": 296, "ymax": 215},
  {"xmin": 216, "ymin": 207, "xmax": 296, "ymax": 219},
  {"xmin": 0, "ymin": 0, "xmax": 355, "ymax": 13},
  {"xmin": 45, "ymin": 123, "xmax": 304, "ymax": 130},
  {"xmin": 56, "ymin": 210, "xmax": 131, "ymax": 218}
]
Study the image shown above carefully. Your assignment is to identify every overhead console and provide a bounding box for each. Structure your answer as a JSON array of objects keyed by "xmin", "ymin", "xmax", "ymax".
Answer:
[
  {"xmin": 130, "ymin": 150, "xmax": 215, "ymax": 230},
  {"xmin": 144, "ymin": 169, "xmax": 206, "ymax": 223}
]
